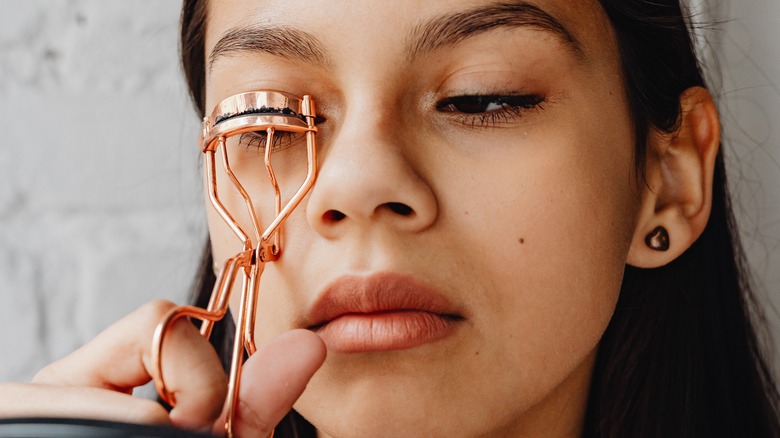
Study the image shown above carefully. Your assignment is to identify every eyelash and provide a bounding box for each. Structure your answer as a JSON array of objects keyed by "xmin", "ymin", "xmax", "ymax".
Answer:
[
  {"xmin": 239, "ymin": 130, "xmax": 298, "ymax": 151},
  {"xmin": 435, "ymin": 94, "xmax": 546, "ymax": 128}
]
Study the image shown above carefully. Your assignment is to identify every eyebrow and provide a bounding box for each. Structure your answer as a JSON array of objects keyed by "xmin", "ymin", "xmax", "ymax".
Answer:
[
  {"xmin": 208, "ymin": 25, "xmax": 331, "ymax": 72},
  {"xmin": 207, "ymin": 1, "xmax": 584, "ymax": 72},
  {"xmin": 405, "ymin": 1, "xmax": 585, "ymax": 62}
]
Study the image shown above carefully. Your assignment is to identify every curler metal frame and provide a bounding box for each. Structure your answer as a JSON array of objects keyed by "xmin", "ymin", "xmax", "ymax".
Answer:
[{"xmin": 151, "ymin": 91, "xmax": 318, "ymax": 438}]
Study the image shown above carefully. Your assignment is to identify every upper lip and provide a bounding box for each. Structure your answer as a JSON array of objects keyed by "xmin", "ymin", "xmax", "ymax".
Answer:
[{"xmin": 306, "ymin": 272, "xmax": 462, "ymax": 329}]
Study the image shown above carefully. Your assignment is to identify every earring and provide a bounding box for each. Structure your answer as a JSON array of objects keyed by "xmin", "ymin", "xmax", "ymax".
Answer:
[{"xmin": 645, "ymin": 226, "xmax": 670, "ymax": 251}]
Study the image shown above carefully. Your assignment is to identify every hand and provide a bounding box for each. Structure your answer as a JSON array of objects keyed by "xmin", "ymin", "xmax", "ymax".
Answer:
[{"xmin": 0, "ymin": 300, "xmax": 326, "ymax": 437}]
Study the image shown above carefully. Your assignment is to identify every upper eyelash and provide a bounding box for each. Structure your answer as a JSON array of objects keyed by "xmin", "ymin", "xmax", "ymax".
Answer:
[{"xmin": 239, "ymin": 130, "xmax": 298, "ymax": 151}]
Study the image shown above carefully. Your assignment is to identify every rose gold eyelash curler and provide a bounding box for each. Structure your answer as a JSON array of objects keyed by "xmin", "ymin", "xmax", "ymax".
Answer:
[{"xmin": 151, "ymin": 90, "xmax": 318, "ymax": 438}]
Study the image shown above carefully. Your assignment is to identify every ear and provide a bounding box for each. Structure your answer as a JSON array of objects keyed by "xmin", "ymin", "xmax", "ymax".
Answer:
[{"xmin": 627, "ymin": 87, "xmax": 720, "ymax": 268}]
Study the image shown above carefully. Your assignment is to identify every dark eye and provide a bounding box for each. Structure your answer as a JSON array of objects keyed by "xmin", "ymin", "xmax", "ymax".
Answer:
[{"xmin": 436, "ymin": 95, "xmax": 545, "ymax": 114}]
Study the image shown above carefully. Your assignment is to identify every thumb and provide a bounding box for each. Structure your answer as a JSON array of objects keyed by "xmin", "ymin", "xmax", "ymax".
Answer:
[{"xmin": 218, "ymin": 329, "xmax": 326, "ymax": 437}]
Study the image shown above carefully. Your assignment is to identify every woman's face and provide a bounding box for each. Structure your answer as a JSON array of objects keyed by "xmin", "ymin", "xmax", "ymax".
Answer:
[{"xmin": 204, "ymin": 0, "xmax": 639, "ymax": 436}]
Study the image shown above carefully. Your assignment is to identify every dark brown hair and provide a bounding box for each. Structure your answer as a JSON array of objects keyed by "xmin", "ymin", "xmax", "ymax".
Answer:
[{"xmin": 179, "ymin": 1, "xmax": 780, "ymax": 436}]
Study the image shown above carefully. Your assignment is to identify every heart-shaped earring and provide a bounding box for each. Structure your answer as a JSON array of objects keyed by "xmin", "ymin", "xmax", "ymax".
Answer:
[{"xmin": 645, "ymin": 226, "xmax": 670, "ymax": 252}]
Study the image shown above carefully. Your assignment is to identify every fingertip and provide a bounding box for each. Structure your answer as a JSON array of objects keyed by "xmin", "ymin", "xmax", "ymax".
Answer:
[
  {"xmin": 231, "ymin": 330, "xmax": 327, "ymax": 437},
  {"xmin": 244, "ymin": 329, "xmax": 327, "ymax": 391},
  {"xmin": 279, "ymin": 329, "xmax": 328, "ymax": 368}
]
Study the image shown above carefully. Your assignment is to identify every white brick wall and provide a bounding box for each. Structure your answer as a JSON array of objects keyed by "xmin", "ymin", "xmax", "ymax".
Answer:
[
  {"xmin": 0, "ymin": 0, "xmax": 778, "ymax": 383},
  {"xmin": 0, "ymin": 0, "xmax": 203, "ymax": 380}
]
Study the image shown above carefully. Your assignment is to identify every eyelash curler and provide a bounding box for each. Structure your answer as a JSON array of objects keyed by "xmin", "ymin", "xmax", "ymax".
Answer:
[{"xmin": 151, "ymin": 90, "xmax": 318, "ymax": 438}]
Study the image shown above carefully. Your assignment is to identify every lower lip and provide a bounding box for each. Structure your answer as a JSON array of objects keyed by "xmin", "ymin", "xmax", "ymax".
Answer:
[{"xmin": 315, "ymin": 311, "xmax": 458, "ymax": 353}]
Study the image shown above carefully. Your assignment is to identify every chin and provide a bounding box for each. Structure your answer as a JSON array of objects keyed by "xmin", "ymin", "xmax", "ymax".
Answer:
[
  {"xmin": 297, "ymin": 402, "xmax": 462, "ymax": 438},
  {"xmin": 293, "ymin": 366, "xmax": 504, "ymax": 438}
]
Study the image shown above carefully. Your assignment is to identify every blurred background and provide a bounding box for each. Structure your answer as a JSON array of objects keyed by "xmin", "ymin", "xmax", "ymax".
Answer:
[{"xmin": 0, "ymin": 0, "xmax": 778, "ymax": 382}]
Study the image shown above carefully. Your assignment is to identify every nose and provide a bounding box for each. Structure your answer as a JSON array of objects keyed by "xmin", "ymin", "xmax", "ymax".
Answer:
[{"xmin": 305, "ymin": 112, "xmax": 438, "ymax": 239}]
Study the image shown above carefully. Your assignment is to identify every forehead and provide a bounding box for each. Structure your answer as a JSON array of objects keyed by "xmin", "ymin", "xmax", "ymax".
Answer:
[{"xmin": 204, "ymin": 0, "xmax": 617, "ymax": 70}]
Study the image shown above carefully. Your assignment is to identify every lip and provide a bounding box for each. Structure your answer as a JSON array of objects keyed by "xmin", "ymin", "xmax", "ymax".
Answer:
[{"xmin": 307, "ymin": 272, "xmax": 462, "ymax": 353}]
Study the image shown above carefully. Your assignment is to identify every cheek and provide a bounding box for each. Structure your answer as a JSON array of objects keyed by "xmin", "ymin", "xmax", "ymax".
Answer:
[
  {"xmin": 478, "ymin": 151, "xmax": 633, "ymax": 343},
  {"xmin": 441, "ymin": 101, "xmax": 638, "ymax": 390}
]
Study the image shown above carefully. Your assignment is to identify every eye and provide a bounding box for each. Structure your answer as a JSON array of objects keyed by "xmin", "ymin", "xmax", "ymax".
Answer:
[
  {"xmin": 435, "ymin": 94, "xmax": 546, "ymax": 128},
  {"xmin": 437, "ymin": 94, "xmax": 545, "ymax": 114}
]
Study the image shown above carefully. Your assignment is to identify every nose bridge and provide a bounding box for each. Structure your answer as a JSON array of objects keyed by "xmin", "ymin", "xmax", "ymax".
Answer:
[{"xmin": 305, "ymin": 96, "xmax": 438, "ymax": 237}]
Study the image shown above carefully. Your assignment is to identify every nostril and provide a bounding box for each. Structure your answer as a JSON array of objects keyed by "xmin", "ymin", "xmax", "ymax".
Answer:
[
  {"xmin": 386, "ymin": 202, "xmax": 414, "ymax": 216},
  {"xmin": 323, "ymin": 209, "xmax": 346, "ymax": 222}
]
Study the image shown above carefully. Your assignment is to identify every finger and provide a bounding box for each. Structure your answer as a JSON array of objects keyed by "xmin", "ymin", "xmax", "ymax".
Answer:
[
  {"xmin": 0, "ymin": 382, "xmax": 170, "ymax": 425},
  {"xmin": 33, "ymin": 300, "xmax": 227, "ymax": 430},
  {"xmin": 218, "ymin": 329, "xmax": 326, "ymax": 438}
]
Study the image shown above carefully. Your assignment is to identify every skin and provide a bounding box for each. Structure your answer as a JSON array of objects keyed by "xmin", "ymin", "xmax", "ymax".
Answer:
[{"xmin": 0, "ymin": 0, "xmax": 721, "ymax": 437}]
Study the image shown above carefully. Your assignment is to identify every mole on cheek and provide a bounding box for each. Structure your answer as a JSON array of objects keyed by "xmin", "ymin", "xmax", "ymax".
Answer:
[{"xmin": 518, "ymin": 238, "xmax": 526, "ymax": 245}]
